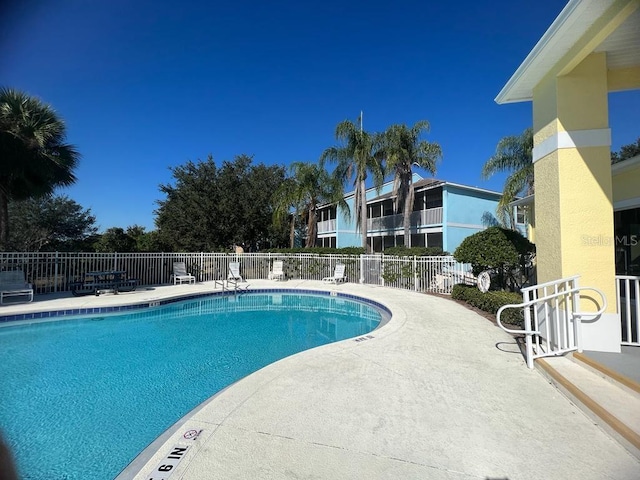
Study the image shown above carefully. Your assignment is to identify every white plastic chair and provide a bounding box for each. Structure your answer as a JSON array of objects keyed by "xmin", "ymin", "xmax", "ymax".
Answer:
[
  {"xmin": 228, "ymin": 262, "xmax": 244, "ymax": 282},
  {"xmin": 268, "ymin": 260, "xmax": 285, "ymax": 281},
  {"xmin": 171, "ymin": 262, "xmax": 196, "ymax": 285},
  {"xmin": 322, "ymin": 264, "xmax": 346, "ymax": 284}
]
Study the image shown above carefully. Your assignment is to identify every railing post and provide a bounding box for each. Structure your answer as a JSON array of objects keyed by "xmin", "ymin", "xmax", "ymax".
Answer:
[
  {"xmin": 572, "ymin": 277, "xmax": 583, "ymax": 353},
  {"xmin": 523, "ymin": 289, "xmax": 534, "ymax": 369}
]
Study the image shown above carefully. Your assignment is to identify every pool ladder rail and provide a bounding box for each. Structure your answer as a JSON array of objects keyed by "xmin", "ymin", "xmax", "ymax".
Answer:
[{"xmin": 215, "ymin": 278, "xmax": 249, "ymax": 294}]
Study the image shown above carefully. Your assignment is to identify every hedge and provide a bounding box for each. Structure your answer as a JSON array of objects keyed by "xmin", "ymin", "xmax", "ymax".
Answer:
[
  {"xmin": 451, "ymin": 284, "xmax": 524, "ymax": 328},
  {"xmin": 263, "ymin": 247, "xmax": 365, "ymax": 255},
  {"xmin": 382, "ymin": 246, "xmax": 449, "ymax": 257}
]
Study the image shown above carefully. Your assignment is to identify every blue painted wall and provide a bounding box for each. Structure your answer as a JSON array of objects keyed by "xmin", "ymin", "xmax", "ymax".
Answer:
[{"xmin": 443, "ymin": 185, "xmax": 501, "ymax": 252}]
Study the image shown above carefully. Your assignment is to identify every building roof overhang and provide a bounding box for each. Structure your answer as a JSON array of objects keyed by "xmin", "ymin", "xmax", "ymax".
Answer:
[{"xmin": 496, "ymin": 0, "xmax": 640, "ymax": 104}]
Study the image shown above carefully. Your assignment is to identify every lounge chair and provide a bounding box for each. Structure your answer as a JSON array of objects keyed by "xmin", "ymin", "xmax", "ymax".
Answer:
[
  {"xmin": 322, "ymin": 264, "xmax": 346, "ymax": 284},
  {"xmin": 268, "ymin": 260, "xmax": 285, "ymax": 281},
  {"xmin": 0, "ymin": 270, "xmax": 34, "ymax": 304},
  {"xmin": 228, "ymin": 262, "xmax": 244, "ymax": 282},
  {"xmin": 171, "ymin": 262, "xmax": 196, "ymax": 285}
]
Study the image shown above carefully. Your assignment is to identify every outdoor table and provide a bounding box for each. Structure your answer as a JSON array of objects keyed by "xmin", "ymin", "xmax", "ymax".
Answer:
[{"xmin": 70, "ymin": 270, "xmax": 137, "ymax": 296}]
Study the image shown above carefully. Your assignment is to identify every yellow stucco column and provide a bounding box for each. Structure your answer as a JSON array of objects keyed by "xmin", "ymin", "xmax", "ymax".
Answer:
[{"xmin": 532, "ymin": 52, "xmax": 620, "ymax": 352}]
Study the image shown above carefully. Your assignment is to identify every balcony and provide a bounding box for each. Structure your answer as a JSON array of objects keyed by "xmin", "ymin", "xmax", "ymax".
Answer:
[
  {"xmin": 367, "ymin": 207, "xmax": 443, "ymax": 231},
  {"xmin": 317, "ymin": 219, "xmax": 337, "ymax": 234}
]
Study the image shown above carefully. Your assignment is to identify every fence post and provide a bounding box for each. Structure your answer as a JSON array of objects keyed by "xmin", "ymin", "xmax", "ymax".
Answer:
[
  {"xmin": 54, "ymin": 251, "xmax": 59, "ymax": 293},
  {"xmin": 413, "ymin": 255, "xmax": 418, "ymax": 292},
  {"xmin": 359, "ymin": 254, "xmax": 364, "ymax": 284}
]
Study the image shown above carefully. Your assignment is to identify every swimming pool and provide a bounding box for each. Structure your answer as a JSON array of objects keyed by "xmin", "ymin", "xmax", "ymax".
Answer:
[{"xmin": 0, "ymin": 291, "xmax": 387, "ymax": 479}]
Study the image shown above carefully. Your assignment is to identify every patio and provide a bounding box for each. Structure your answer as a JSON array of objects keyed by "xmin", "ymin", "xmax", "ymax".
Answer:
[{"xmin": 3, "ymin": 280, "xmax": 637, "ymax": 479}]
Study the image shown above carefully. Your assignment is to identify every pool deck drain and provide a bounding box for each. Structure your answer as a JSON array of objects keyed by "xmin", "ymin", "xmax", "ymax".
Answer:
[{"xmin": 3, "ymin": 280, "xmax": 639, "ymax": 479}]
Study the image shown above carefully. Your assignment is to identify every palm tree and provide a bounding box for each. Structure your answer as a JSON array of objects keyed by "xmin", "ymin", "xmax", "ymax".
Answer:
[
  {"xmin": 0, "ymin": 88, "xmax": 80, "ymax": 248},
  {"xmin": 321, "ymin": 119, "xmax": 384, "ymax": 252},
  {"xmin": 272, "ymin": 162, "xmax": 347, "ymax": 248},
  {"xmin": 482, "ymin": 128, "xmax": 533, "ymax": 228},
  {"xmin": 380, "ymin": 121, "xmax": 442, "ymax": 247}
]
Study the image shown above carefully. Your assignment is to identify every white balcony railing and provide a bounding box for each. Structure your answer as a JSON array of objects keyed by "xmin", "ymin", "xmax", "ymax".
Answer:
[
  {"xmin": 317, "ymin": 219, "xmax": 337, "ymax": 234},
  {"xmin": 367, "ymin": 207, "xmax": 443, "ymax": 231}
]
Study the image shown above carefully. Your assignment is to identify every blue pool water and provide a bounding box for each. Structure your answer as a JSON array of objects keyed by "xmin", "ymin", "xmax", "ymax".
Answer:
[{"xmin": 0, "ymin": 292, "xmax": 384, "ymax": 479}]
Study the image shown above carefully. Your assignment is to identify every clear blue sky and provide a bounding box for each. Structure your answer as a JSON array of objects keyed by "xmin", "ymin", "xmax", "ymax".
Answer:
[{"xmin": 2, "ymin": 0, "xmax": 638, "ymax": 232}]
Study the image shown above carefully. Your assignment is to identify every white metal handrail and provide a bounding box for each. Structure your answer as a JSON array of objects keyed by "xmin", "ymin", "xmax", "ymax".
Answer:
[{"xmin": 497, "ymin": 276, "xmax": 607, "ymax": 369}]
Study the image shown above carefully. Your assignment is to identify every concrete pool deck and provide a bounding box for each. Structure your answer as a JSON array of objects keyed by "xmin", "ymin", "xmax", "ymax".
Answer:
[{"xmin": 3, "ymin": 280, "xmax": 639, "ymax": 479}]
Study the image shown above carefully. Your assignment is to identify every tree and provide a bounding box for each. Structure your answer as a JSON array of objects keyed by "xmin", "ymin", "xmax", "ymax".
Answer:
[
  {"xmin": 611, "ymin": 137, "xmax": 640, "ymax": 164},
  {"xmin": 94, "ymin": 227, "xmax": 137, "ymax": 252},
  {"xmin": 0, "ymin": 88, "xmax": 80, "ymax": 248},
  {"xmin": 155, "ymin": 154, "xmax": 287, "ymax": 251},
  {"xmin": 272, "ymin": 162, "xmax": 347, "ymax": 248},
  {"xmin": 125, "ymin": 225, "xmax": 163, "ymax": 252},
  {"xmin": 453, "ymin": 226, "xmax": 535, "ymax": 291},
  {"xmin": 481, "ymin": 128, "xmax": 533, "ymax": 228},
  {"xmin": 7, "ymin": 195, "xmax": 97, "ymax": 251},
  {"xmin": 380, "ymin": 121, "xmax": 442, "ymax": 247},
  {"xmin": 321, "ymin": 119, "xmax": 384, "ymax": 252}
]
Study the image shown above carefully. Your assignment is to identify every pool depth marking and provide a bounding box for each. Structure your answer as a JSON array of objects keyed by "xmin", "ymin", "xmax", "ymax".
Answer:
[{"xmin": 147, "ymin": 445, "xmax": 189, "ymax": 480}]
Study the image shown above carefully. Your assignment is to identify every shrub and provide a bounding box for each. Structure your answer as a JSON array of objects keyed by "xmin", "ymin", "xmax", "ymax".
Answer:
[
  {"xmin": 263, "ymin": 247, "xmax": 365, "ymax": 255},
  {"xmin": 453, "ymin": 227, "xmax": 534, "ymax": 291},
  {"xmin": 451, "ymin": 284, "xmax": 524, "ymax": 327},
  {"xmin": 383, "ymin": 246, "xmax": 449, "ymax": 257}
]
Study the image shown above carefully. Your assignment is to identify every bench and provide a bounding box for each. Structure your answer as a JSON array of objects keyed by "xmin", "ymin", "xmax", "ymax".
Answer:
[{"xmin": 0, "ymin": 270, "xmax": 34, "ymax": 304}]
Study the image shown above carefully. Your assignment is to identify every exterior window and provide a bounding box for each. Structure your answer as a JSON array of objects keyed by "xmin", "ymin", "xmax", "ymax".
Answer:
[
  {"xmin": 383, "ymin": 235, "xmax": 395, "ymax": 249},
  {"xmin": 411, "ymin": 233, "xmax": 425, "ymax": 247},
  {"xmin": 370, "ymin": 202, "xmax": 382, "ymax": 218},
  {"xmin": 372, "ymin": 236, "xmax": 383, "ymax": 252},
  {"xmin": 515, "ymin": 205, "xmax": 526, "ymax": 225},
  {"xmin": 413, "ymin": 192, "xmax": 425, "ymax": 211},
  {"xmin": 383, "ymin": 200, "xmax": 394, "ymax": 216},
  {"xmin": 426, "ymin": 187, "xmax": 443, "ymax": 209},
  {"xmin": 427, "ymin": 232, "xmax": 443, "ymax": 249},
  {"xmin": 395, "ymin": 235, "xmax": 405, "ymax": 247}
]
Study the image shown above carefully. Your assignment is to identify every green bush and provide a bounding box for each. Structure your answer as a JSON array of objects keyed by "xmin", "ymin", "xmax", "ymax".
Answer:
[
  {"xmin": 451, "ymin": 284, "xmax": 524, "ymax": 327},
  {"xmin": 383, "ymin": 246, "xmax": 449, "ymax": 257},
  {"xmin": 453, "ymin": 227, "xmax": 534, "ymax": 290},
  {"xmin": 263, "ymin": 247, "xmax": 365, "ymax": 255}
]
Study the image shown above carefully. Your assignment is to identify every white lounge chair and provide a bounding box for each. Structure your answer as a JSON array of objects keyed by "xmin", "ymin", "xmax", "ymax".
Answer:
[
  {"xmin": 228, "ymin": 262, "xmax": 244, "ymax": 282},
  {"xmin": 268, "ymin": 260, "xmax": 285, "ymax": 281},
  {"xmin": 0, "ymin": 270, "xmax": 34, "ymax": 304},
  {"xmin": 322, "ymin": 264, "xmax": 346, "ymax": 284},
  {"xmin": 171, "ymin": 262, "xmax": 196, "ymax": 285}
]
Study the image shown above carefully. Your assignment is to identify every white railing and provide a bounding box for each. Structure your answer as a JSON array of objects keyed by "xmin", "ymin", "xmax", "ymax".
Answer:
[
  {"xmin": 497, "ymin": 276, "xmax": 607, "ymax": 369},
  {"xmin": 616, "ymin": 275, "xmax": 640, "ymax": 346},
  {"xmin": 0, "ymin": 252, "xmax": 471, "ymax": 296},
  {"xmin": 317, "ymin": 219, "xmax": 337, "ymax": 233},
  {"xmin": 367, "ymin": 207, "xmax": 443, "ymax": 231}
]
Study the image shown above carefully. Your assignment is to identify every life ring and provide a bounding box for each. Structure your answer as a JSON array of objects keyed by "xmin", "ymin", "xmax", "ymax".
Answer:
[{"xmin": 477, "ymin": 271, "xmax": 491, "ymax": 293}]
